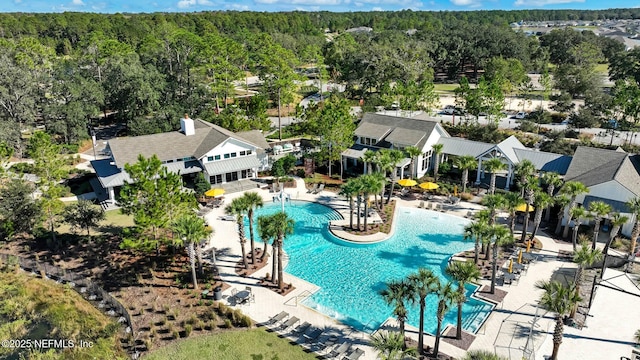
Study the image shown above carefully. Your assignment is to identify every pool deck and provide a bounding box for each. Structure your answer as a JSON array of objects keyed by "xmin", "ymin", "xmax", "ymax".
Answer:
[{"xmin": 202, "ymin": 177, "xmax": 634, "ymax": 360}]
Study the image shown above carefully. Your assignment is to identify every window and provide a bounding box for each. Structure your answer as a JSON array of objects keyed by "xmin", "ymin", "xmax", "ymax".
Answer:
[
  {"xmin": 183, "ymin": 156, "xmax": 192, "ymax": 161},
  {"xmin": 209, "ymin": 174, "xmax": 222, "ymax": 184},
  {"xmin": 207, "ymin": 156, "xmax": 214, "ymax": 162},
  {"xmin": 177, "ymin": 158, "xmax": 183, "ymax": 162},
  {"xmin": 224, "ymin": 153, "xmax": 230, "ymax": 159},
  {"xmin": 230, "ymin": 152, "xmax": 237, "ymax": 158},
  {"xmin": 166, "ymin": 160, "xmax": 174, "ymax": 163},
  {"xmin": 247, "ymin": 150, "xmax": 252, "ymax": 155},
  {"xmin": 241, "ymin": 169, "xmax": 248, "ymax": 178},
  {"xmin": 422, "ymin": 151, "xmax": 431, "ymax": 171},
  {"xmin": 214, "ymin": 155, "xmax": 221, "ymax": 161},
  {"xmin": 240, "ymin": 151, "xmax": 246, "ymax": 156}
]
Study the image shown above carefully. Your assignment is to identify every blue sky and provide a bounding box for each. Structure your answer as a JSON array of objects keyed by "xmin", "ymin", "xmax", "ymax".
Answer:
[{"xmin": 0, "ymin": 0, "xmax": 630, "ymax": 13}]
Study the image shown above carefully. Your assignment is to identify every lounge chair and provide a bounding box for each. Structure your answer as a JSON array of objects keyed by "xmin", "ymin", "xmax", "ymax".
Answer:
[
  {"xmin": 314, "ymin": 184, "xmax": 325, "ymax": 194},
  {"xmin": 302, "ymin": 328, "xmax": 323, "ymax": 344},
  {"xmin": 307, "ymin": 184, "xmax": 318, "ymax": 193},
  {"xmin": 291, "ymin": 321, "xmax": 311, "ymax": 336},
  {"xmin": 267, "ymin": 311, "xmax": 289, "ymax": 325},
  {"xmin": 218, "ymin": 215, "xmax": 236, "ymax": 221},
  {"xmin": 418, "ymin": 200, "xmax": 425, "ymax": 208},
  {"xmin": 277, "ymin": 316, "xmax": 300, "ymax": 332},
  {"xmin": 327, "ymin": 342, "xmax": 351, "ymax": 358},
  {"xmin": 343, "ymin": 348, "xmax": 364, "ymax": 360}
]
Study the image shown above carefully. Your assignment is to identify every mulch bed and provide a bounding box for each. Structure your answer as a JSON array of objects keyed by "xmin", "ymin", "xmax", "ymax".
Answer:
[
  {"xmin": 404, "ymin": 338, "xmax": 454, "ymax": 360},
  {"xmin": 475, "ymin": 285, "xmax": 508, "ymax": 304},
  {"xmin": 441, "ymin": 326, "xmax": 476, "ymax": 350},
  {"xmin": 234, "ymin": 248, "xmax": 296, "ymax": 297}
]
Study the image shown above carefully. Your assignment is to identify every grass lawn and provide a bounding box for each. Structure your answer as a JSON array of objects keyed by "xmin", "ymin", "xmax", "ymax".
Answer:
[
  {"xmin": 143, "ymin": 328, "xmax": 320, "ymax": 360},
  {"xmin": 57, "ymin": 208, "xmax": 134, "ymax": 235},
  {"xmin": 434, "ymin": 83, "xmax": 459, "ymax": 93},
  {"xmin": 594, "ymin": 63, "xmax": 608, "ymax": 74}
]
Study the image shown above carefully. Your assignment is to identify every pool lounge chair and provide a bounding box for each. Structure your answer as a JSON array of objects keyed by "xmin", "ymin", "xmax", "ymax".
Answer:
[
  {"xmin": 277, "ymin": 316, "xmax": 300, "ymax": 332},
  {"xmin": 267, "ymin": 311, "xmax": 289, "ymax": 325},
  {"xmin": 307, "ymin": 183, "xmax": 318, "ymax": 193},
  {"xmin": 218, "ymin": 215, "xmax": 236, "ymax": 221},
  {"xmin": 291, "ymin": 321, "xmax": 311, "ymax": 336},
  {"xmin": 313, "ymin": 184, "xmax": 325, "ymax": 194},
  {"xmin": 302, "ymin": 328, "xmax": 323, "ymax": 344},
  {"xmin": 327, "ymin": 342, "xmax": 351, "ymax": 358},
  {"xmin": 342, "ymin": 348, "xmax": 364, "ymax": 360}
]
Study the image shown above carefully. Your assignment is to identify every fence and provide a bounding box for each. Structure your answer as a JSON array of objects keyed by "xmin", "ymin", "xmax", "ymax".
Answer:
[{"xmin": 0, "ymin": 253, "xmax": 134, "ymax": 353}]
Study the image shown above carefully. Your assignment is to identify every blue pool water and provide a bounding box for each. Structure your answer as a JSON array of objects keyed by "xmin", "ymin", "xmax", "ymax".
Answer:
[{"xmin": 245, "ymin": 200, "xmax": 493, "ymax": 334}]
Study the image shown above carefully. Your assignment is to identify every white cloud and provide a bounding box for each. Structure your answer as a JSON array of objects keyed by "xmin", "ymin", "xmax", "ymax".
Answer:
[
  {"xmin": 71, "ymin": 0, "xmax": 85, "ymax": 5},
  {"xmin": 514, "ymin": 0, "xmax": 584, "ymax": 5},
  {"xmin": 372, "ymin": 6, "xmax": 383, "ymax": 10},
  {"xmin": 450, "ymin": 0, "xmax": 480, "ymax": 6},
  {"xmin": 14, "ymin": 0, "xmax": 22, "ymax": 3},
  {"xmin": 226, "ymin": 3, "xmax": 250, "ymax": 10},
  {"xmin": 177, "ymin": 0, "xmax": 214, "ymax": 8}
]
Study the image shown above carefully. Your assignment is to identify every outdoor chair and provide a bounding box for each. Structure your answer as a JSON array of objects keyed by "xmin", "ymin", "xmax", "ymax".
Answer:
[
  {"xmin": 327, "ymin": 342, "xmax": 351, "ymax": 358},
  {"xmin": 302, "ymin": 328, "xmax": 323, "ymax": 344},
  {"xmin": 343, "ymin": 348, "xmax": 365, "ymax": 360},
  {"xmin": 418, "ymin": 201, "xmax": 425, "ymax": 208},
  {"xmin": 314, "ymin": 184, "xmax": 325, "ymax": 194},
  {"xmin": 267, "ymin": 311, "xmax": 289, "ymax": 325},
  {"xmin": 277, "ymin": 316, "xmax": 300, "ymax": 332},
  {"xmin": 291, "ymin": 321, "xmax": 311, "ymax": 336},
  {"xmin": 307, "ymin": 184, "xmax": 318, "ymax": 193}
]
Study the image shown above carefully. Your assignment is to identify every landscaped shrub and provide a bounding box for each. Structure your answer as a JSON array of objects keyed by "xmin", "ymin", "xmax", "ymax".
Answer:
[
  {"xmin": 172, "ymin": 330, "xmax": 180, "ymax": 339},
  {"xmin": 217, "ymin": 303, "xmax": 228, "ymax": 316},
  {"xmin": 239, "ymin": 315, "xmax": 252, "ymax": 328},
  {"xmin": 223, "ymin": 319, "xmax": 233, "ymax": 328},
  {"xmin": 184, "ymin": 324, "xmax": 193, "ymax": 337}
]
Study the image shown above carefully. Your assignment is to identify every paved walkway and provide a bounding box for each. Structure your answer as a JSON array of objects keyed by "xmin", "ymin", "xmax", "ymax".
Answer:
[{"xmin": 202, "ymin": 177, "xmax": 628, "ymax": 360}]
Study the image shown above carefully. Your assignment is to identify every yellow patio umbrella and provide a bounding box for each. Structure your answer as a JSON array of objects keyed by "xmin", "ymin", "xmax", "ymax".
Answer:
[
  {"xmin": 418, "ymin": 182, "xmax": 439, "ymax": 190},
  {"xmin": 508, "ymin": 258, "xmax": 513, "ymax": 273},
  {"xmin": 204, "ymin": 188, "xmax": 225, "ymax": 197},
  {"xmin": 517, "ymin": 250, "xmax": 523, "ymax": 264},
  {"xmin": 398, "ymin": 179, "xmax": 417, "ymax": 187},
  {"xmin": 515, "ymin": 203, "xmax": 535, "ymax": 212}
]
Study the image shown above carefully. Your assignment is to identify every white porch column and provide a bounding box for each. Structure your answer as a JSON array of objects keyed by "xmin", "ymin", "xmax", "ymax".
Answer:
[
  {"xmin": 475, "ymin": 158, "xmax": 482, "ymax": 184},
  {"xmin": 399, "ymin": 166, "xmax": 404, "ymax": 179},
  {"xmin": 504, "ymin": 163, "xmax": 513, "ymax": 190},
  {"xmin": 108, "ymin": 187, "xmax": 115, "ymax": 203}
]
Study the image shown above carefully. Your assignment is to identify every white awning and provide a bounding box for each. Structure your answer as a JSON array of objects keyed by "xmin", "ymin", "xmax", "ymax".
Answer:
[{"xmin": 203, "ymin": 156, "xmax": 260, "ymax": 175}]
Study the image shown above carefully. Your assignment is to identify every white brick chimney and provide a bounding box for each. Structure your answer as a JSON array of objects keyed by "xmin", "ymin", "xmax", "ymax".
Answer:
[{"xmin": 180, "ymin": 114, "xmax": 195, "ymax": 136}]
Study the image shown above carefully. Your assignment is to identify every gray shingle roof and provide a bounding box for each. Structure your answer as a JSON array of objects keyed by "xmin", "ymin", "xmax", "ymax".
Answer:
[
  {"xmin": 514, "ymin": 148, "xmax": 572, "ymax": 175},
  {"xmin": 494, "ymin": 136, "xmax": 526, "ymax": 164},
  {"xmin": 355, "ymin": 113, "xmax": 439, "ymax": 149},
  {"xmin": 108, "ymin": 119, "xmax": 266, "ymax": 168},
  {"xmin": 564, "ymin": 146, "xmax": 640, "ymax": 195}
]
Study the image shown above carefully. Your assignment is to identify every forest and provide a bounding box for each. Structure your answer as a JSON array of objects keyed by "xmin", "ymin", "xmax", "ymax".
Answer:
[{"xmin": 0, "ymin": 9, "xmax": 640, "ymax": 157}]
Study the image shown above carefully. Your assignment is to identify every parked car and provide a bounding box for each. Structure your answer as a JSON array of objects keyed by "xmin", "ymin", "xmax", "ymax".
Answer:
[
  {"xmin": 442, "ymin": 105, "xmax": 465, "ymax": 115},
  {"xmin": 515, "ymin": 112, "xmax": 528, "ymax": 120}
]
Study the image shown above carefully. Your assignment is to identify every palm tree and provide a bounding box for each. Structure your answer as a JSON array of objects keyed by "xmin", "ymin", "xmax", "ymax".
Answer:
[
  {"xmin": 445, "ymin": 261, "xmax": 481, "ymax": 340},
  {"xmin": 601, "ymin": 213, "xmax": 628, "ymax": 276},
  {"xmin": 361, "ymin": 174, "xmax": 384, "ymax": 231},
  {"xmin": 407, "ymin": 268, "xmax": 438, "ymax": 355},
  {"xmin": 384, "ymin": 149, "xmax": 405, "ymax": 204},
  {"xmin": 269, "ymin": 211, "xmax": 295, "ymax": 290},
  {"xmin": 503, "ymin": 192, "xmax": 524, "ymax": 236},
  {"xmin": 340, "ymin": 179, "xmax": 359, "ymax": 230},
  {"xmin": 486, "ymin": 224, "xmax": 513, "ymax": 294},
  {"xmin": 514, "ymin": 159, "xmax": 536, "ymax": 196},
  {"xmin": 433, "ymin": 280, "xmax": 456, "ymax": 358},
  {"xmin": 482, "ymin": 194, "xmax": 505, "ymax": 226},
  {"xmin": 588, "ymin": 201, "xmax": 612, "ymax": 250},
  {"xmin": 572, "ymin": 243, "xmax": 602, "ymax": 317},
  {"xmin": 626, "ymin": 197, "xmax": 640, "ymax": 270},
  {"xmin": 483, "ymin": 158, "xmax": 506, "ymax": 195},
  {"xmin": 542, "ymin": 172, "xmax": 563, "ymax": 221},
  {"xmin": 225, "ymin": 197, "xmax": 249, "ymax": 269},
  {"xmin": 454, "ymin": 155, "xmax": 477, "ymax": 193},
  {"xmin": 529, "ymin": 191, "xmax": 553, "ymax": 242},
  {"xmin": 519, "ymin": 179, "xmax": 539, "ymax": 243},
  {"xmin": 431, "ymin": 143, "xmax": 444, "ymax": 182},
  {"xmin": 380, "ymin": 280, "xmax": 413, "ymax": 344},
  {"xmin": 257, "ymin": 215, "xmax": 275, "ymax": 266},
  {"xmin": 362, "ymin": 149, "xmax": 378, "ymax": 174},
  {"xmin": 243, "ymin": 192, "xmax": 264, "ymax": 264},
  {"xmin": 561, "ymin": 181, "xmax": 589, "ymax": 238},
  {"xmin": 173, "ymin": 214, "xmax": 211, "ymax": 289},
  {"xmin": 461, "ymin": 350, "xmax": 509, "ymax": 360},
  {"xmin": 404, "ymin": 146, "xmax": 423, "ymax": 179},
  {"xmin": 569, "ymin": 207, "xmax": 590, "ymax": 251},
  {"xmin": 536, "ymin": 280, "xmax": 582, "ymax": 360},
  {"xmin": 464, "ymin": 220, "xmax": 489, "ymax": 264},
  {"xmin": 553, "ymin": 194, "xmax": 572, "ymax": 236},
  {"xmin": 370, "ymin": 331, "xmax": 417, "ymax": 360}
]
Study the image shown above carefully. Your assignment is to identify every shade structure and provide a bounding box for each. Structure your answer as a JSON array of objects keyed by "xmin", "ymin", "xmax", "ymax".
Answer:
[
  {"xmin": 204, "ymin": 188, "xmax": 225, "ymax": 197},
  {"xmin": 419, "ymin": 182, "xmax": 439, "ymax": 190},
  {"xmin": 398, "ymin": 179, "xmax": 417, "ymax": 187},
  {"xmin": 515, "ymin": 203, "xmax": 535, "ymax": 212}
]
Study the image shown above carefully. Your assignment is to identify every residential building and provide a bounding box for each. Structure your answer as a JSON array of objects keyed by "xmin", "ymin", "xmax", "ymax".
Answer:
[{"xmin": 91, "ymin": 116, "xmax": 269, "ymax": 204}]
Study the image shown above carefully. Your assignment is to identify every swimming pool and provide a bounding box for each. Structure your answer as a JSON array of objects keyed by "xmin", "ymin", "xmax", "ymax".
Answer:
[{"xmin": 245, "ymin": 200, "xmax": 493, "ymax": 334}]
